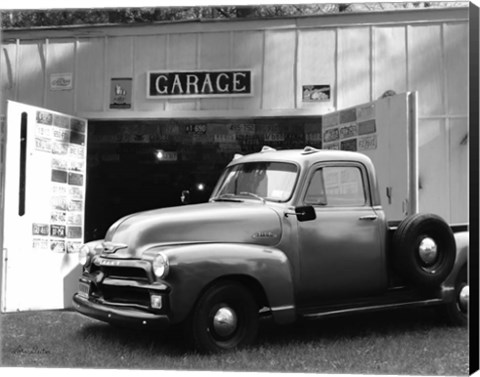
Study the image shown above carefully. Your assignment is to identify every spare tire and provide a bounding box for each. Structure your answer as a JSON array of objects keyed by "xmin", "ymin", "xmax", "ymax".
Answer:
[{"xmin": 392, "ymin": 213, "xmax": 456, "ymax": 288}]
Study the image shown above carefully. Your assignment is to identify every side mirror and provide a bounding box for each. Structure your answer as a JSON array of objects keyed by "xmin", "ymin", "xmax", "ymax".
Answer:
[
  {"xmin": 295, "ymin": 206, "xmax": 316, "ymax": 222},
  {"xmin": 285, "ymin": 206, "xmax": 316, "ymax": 221},
  {"xmin": 180, "ymin": 190, "xmax": 191, "ymax": 205}
]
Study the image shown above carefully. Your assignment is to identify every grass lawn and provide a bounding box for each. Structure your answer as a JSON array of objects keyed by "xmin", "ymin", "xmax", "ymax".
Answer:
[{"xmin": 0, "ymin": 306, "xmax": 468, "ymax": 375}]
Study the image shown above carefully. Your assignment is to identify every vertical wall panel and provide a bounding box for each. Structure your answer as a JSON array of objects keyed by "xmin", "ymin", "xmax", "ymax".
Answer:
[
  {"xmin": 199, "ymin": 32, "xmax": 230, "ymax": 111},
  {"xmin": 231, "ymin": 31, "xmax": 263, "ymax": 111},
  {"xmin": 106, "ymin": 36, "xmax": 134, "ymax": 110},
  {"xmin": 45, "ymin": 39, "xmax": 75, "ymax": 114},
  {"xmin": 444, "ymin": 23, "xmax": 468, "ymax": 116},
  {"xmin": 408, "ymin": 25, "xmax": 444, "ymax": 116},
  {"xmin": 418, "ymin": 119, "xmax": 449, "ymax": 219},
  {"xmin": 299, "ymin": 29, "xmax": 336, "ymax": 113},
  {"xmin": 76, "ymin": 38, "xmax": 104, "ymax": 112},
  {"xmin": 373, "ymin": 26, "xmax": 407, "ymax": 99},
  {"xmin": 17, "ymin": 42, "xmax": 44, "ymax": 107},
  {"xmin": 107, "ymin": 37, "xmax": 133, "ymax": 78},
  {"xmin": 337, "ymin": 27, "xmax": 370, "ymax": 109},
  {"xmin": 0, "ymin": 44, "xmax": 17, "ymax": 115},
  {"xmin": 166, "ymin": 33, "xmax": 197, "ymax": 111},
  {"xmin": 134, "ymin": 35, "xmax": 168, "ymax": 112},
  {"xmin": 449, "ymin": 118, "xmax": 468, "ymax": 223},
  {"xmin": 263, "ymin": 30, "xmax": 296, "ymax": 110}
]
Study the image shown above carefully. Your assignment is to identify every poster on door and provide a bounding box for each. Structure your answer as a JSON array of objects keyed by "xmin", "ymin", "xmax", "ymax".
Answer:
[{"xmin": 1, "ymin": 101, "xmax": 88, "ymax": 312}]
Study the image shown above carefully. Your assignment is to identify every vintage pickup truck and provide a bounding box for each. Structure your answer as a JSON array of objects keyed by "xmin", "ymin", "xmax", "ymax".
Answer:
[{"xmin": 73, "ymin": 146, "xmax": 469, "ymax": 353}]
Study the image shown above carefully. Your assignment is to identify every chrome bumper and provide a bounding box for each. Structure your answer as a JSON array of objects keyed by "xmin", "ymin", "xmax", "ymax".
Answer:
[{"xmin": 72, "ymin": 294, "xmax": 171, "ymax": 328}]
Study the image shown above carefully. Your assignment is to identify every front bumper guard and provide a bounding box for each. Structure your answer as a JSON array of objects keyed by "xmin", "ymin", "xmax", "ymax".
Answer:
[{"xmin": 72, "ymin": 294, "xmax": 171, "ymax": 328}]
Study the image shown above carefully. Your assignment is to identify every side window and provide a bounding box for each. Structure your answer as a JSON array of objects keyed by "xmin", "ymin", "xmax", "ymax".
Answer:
[{"xmin": 305, "ymin": 166, "xmax": 366, "ymax": 206}]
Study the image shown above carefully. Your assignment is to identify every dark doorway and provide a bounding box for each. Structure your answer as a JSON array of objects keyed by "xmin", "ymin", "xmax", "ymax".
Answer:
[{"xmin": 84, "ymin": 117, "xmax": 322, "ymax": 241}]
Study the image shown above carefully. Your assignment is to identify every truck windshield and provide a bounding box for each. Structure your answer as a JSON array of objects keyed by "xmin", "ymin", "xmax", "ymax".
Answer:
[{"xmin": 213, "ymin": 161, "xmax": 298, "ymax": 202}]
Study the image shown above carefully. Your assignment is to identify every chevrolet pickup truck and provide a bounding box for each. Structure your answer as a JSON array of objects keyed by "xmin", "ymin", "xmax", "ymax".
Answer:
[{"xmin": 73, "ymin": 146, "xmax": 469, "ymax": 353}]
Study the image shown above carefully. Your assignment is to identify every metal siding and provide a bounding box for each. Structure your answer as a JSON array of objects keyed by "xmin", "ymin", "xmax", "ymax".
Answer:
[
  {"xmin": 17, "ymin": 42, "xmax": 44, "ymax": 108},
  {"xmin": 76, "ymin": 38, "xmax": 105, "ymax": 112},
  {"xmin": 448, "ymin": 118, "xmax": 468, "ymax": 223},
  {"xmin": 407, "ymin": 25, "xmax": 444, "ymax": 116},
  {"xmin": 262, "ymin": 30, "xmax": 296, "ymax": 110},
  {"xmin": 373, "ymin": 26, "xmax": 407, "ymax": 99},
  {"xmin": 45, "ymin": 39, "xmax": 75, "ymax": 113},
  {"xmin": 133, "ymin": 35, "xmax": 168, "ymax": 112},
  {"xmin": 337, "ymin": 27, "xmax": 370, "ymax": 109},
  {"xmin": 0, "ymin": 44, "xmax": 17, "ymax": 115},
  {"xmin": 418, "ymin": 118, "xmax": 449, "ymax": 220},
  {"xmin": 166, "ymin": 33, "xmax": 197, "ymax": 111},
  {"xmin": 299, "ymin": 29, "xmax": 336, "ymax": 113},
  {"xmin": 231, "ymin": 31, "xmax": 263, "ymax": 111},
  {"xmin": 199, "ymin": 32, "xmax": 230, "ymax": 111},
  {"xmin": 444, "ymin": 23, "xmax": 468, "ymax": 116}
]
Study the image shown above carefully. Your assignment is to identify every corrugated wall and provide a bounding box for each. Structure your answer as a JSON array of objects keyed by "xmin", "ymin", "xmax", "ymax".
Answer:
[{"xmin": 0, "ymin": 9, "xmax": 469, "ymax": 222}]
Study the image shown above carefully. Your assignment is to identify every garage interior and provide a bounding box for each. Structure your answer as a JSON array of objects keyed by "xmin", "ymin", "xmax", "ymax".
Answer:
[{"xmin": 85, "ymin": 117, "xmax": 322, "ymax": 240}]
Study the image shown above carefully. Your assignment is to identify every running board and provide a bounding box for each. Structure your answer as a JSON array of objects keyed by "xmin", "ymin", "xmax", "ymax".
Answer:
[{"xmin": 299, "ymin": 298, "xmax": 444, "ymax": 320}]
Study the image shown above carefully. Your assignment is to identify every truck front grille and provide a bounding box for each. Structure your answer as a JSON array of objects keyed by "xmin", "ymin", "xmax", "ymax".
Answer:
[
  {"xmin": 90, "ymin": 263, "xmax": 151, "ymax": 282},
  {"xmin": 102, "ymin": 266, "xmax": 149, "ymax": 281},
  {"xmin": 102, "ymin": 285, "xmax": 150, "ymax": 307}
]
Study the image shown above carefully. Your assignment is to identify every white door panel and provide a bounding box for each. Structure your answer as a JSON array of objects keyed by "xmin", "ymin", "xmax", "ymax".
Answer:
[{"xmin": 1, "ymin": 101, "xmax": 87, "ymax": 312}]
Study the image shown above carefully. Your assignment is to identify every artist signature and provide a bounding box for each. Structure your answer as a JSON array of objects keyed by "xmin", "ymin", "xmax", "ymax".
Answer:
[{"xmin": 11, "ymin": 345, "xmax": 50, "ymax": 355}]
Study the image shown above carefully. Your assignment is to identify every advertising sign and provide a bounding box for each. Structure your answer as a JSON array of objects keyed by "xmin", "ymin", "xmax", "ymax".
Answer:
[
  {"xmin": 49, "ymin": 73, "xmax": 73, "ymax": 91},
  {"xmin": 110, "ymin": 78, "xmax": 132, "ymax": 109},
  {"xmin": 1, "ymin": 101, "xmax": 88, "ymax": 312},
  {"xmin": 302, "ymin": 85, "xmax": 330, "ymax": 102}
]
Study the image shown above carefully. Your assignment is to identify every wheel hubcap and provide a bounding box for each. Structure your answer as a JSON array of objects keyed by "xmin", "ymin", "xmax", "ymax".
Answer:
[
  {"xmin": 458, "ymin": 284, "xmax": 469, "ymax": 313},
  {"xmin": 418, "ymin": 237, "xmax": 438, "ymax": 266},
  {"xmin": 212, "ymin": 306, "xmax": 238, "ymax": 338}
]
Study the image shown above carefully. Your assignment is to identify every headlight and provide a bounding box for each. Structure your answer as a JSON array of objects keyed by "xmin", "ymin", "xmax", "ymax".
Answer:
[
  {"xmin": 152, "ymin": 253, "xmax": 170, "ymax": 279},
  {"xmin": 79, "ymin": 244, "xmax": 90, "ymax": 266}
]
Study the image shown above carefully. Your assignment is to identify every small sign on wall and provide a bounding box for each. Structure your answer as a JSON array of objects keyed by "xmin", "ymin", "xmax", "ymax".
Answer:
[
  {"xmin": 110, "ymin": 78, "xmax": 132, "ymax": 109},
  {"xmin": 302, "ymin": 85, "xmax": 330, "ymax": 102},
  {"xmin": 50, "ymin": 73, "xmax": 73, "ymax": 91}
]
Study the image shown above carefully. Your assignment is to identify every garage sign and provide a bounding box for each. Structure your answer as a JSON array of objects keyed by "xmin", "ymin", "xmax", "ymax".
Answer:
[{"xmin": 147, "ymin": 70, "xmax": 252, "ymax": 98}]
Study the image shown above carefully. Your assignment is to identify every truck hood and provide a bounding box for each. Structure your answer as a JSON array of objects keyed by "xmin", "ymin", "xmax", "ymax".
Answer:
[{"xmin": 104, "ymin": 201, "xmax": 283, "ymax": 257}]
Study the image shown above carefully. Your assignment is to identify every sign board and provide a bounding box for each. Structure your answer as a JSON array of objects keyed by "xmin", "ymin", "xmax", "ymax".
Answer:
[
  {"xmin": 302, "ymin": 85, "xmax": 330, "ymax": 102},
  {"xmin": 147, "ymin": 70, "xmax": 252, "ymax": 98},
  {"xmin": 1, "ymin": 101, "xmax": 88, "ymax": 312},
  {"xmin": 49, "ymin": 73, "xmax": 73, "ymax": 91},
  {"xmin": 110, "ymin": 78, "xmax": 132, "ymax": 109}
]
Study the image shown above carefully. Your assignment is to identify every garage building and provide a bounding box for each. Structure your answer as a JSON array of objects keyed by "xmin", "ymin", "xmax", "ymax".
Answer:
[{"xmin": 0, "ymin": 6, "xmax": 469, "ymax": 242}]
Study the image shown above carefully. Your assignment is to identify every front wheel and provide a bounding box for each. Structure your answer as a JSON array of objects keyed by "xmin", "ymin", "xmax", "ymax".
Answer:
[
  {"xmin": 190, "ymin": 281, "xmax": 259, "ymax": 353},
  {"xmin": 442, "ymin": 265, "xmax": 468, "ymax": 326}
]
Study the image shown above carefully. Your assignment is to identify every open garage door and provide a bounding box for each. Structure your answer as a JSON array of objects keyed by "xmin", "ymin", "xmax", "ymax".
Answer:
[
  {"xmin": 1, "ymin": 101, "xmax": 87, "ymax": 312},
  {"xmin": 321, "ymin": 92, "xmax": 418, "ymax": 222}
]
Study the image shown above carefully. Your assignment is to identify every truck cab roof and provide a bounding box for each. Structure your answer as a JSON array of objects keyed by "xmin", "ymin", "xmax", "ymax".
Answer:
[{"xmin": 229, "ymin": 146, "xmax": 376, "ymax": 171}]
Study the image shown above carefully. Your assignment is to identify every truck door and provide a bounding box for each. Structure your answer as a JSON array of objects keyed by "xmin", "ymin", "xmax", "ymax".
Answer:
[
  {"xmin": 296, "ymin": 161, "xmax": 386, "ymax": 306},
  {"xmin": 1, "ymin": 101, "xmax": 88, "ymax": 312}
]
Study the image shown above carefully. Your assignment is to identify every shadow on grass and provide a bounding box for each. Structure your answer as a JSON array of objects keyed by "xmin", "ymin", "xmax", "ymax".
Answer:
[
  {"xmin": 258, "ymin": 306, "xmax": 450, "ymax": 344},
  {"xmin": 75, "ymin": 306, "xmax": 451, "ymax": 355}
]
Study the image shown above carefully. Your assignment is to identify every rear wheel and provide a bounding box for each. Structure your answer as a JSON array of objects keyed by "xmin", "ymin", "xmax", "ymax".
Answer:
[
  {"xmin": 190, "ymin": 281, "xmax": 259, "ymax": 353},
  {"xmin": 442, "ymin": 265, "xmax": 468, "ymax": 326},
  {"xmin": 392, "ymin": 213, "xmax": 456, "ymax": 288}
]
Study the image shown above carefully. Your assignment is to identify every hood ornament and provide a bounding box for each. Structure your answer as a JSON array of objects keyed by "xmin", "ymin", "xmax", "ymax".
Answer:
[{"xmin": 100, "ymin": 241, "xmax": 128, "ymax": 255}]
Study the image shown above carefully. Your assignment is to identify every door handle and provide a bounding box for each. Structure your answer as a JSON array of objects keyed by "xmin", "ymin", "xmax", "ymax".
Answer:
[{"xmin": 359, "ymin": 215, "xmax": 378, "ymax": 221}]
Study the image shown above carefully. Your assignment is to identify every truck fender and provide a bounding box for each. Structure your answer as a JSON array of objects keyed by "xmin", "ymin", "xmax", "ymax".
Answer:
[
  {"xmin": 149, "ymin": 243, "xmax": 296, "ymax": 325},
  {"xmin": 442, "ymin": 230, "xmax": 468, "ymax": 291}
]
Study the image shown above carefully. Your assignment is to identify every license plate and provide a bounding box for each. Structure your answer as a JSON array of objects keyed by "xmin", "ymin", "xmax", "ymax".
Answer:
[{"xmin": 78, "ymin": 281, "xmax": 91, "ymax": 298}]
